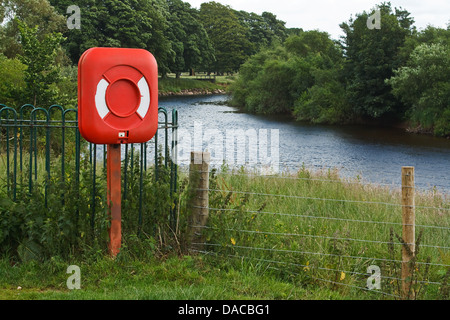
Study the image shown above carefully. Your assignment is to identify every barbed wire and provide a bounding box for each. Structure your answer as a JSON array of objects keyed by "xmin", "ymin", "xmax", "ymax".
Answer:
[
  {"xmin": 192, "ymin": 243, "xmax": 450, "ymax": 267},
  {"xmin": 191, "ymin": 249, "xmax": 405, "ymax": 299},
  {"xmin": 187, "ymin": 162, "xmax": 449, "ymax": 299},
  {"xmin": 177, "ymin": 162, "xmax": 449, "ymax": 185},
  {"xmin": 191, "ymin": 225, "xmax": 450, "ymax": 250},
  {"xmin": 177, "ymin": 165, "xmax": 450, "ymax": 196},
  {"xmin": 191, "ymin": 248, "xmax": 421, "ymax": 284},
  {"xmin": 197, "ymin": 169, "xmax": 405, "ymax": 188},
  {"xmin": 194, "ymin": 206, "xmax": 450, "ymax": 231},
  {"xmin": 199, "ymin": 188, "xmax": 450, "ymax": 212}
]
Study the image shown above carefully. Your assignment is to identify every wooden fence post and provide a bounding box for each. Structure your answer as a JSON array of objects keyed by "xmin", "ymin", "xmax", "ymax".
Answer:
[
  {"xmin": 401, "ymin": 166, "xmax": 415, "ymax": 300},
  {"xmin": 188, "ymin": 151, "xmax": 210, "ymax": 251}
]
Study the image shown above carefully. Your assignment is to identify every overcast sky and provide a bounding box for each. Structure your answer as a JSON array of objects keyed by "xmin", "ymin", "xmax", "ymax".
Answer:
[{"xmin": 185, "ymin": 0, "xmax": 450, "ymax": 40}]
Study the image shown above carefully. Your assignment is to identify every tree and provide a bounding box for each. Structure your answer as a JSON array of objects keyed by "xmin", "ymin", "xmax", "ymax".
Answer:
[
  {"xmin": 234, "ymin": 10, "xmax": 287, "ymax": 56},
  {"xmin": 231, "ymin": 31, "xmax": 346, "ymax": 118},
  {"xmin": 49, "ymin": 0, "xmax": 173, "ymax": 68},
  {"xmin": 294, "ymin": 66, "xmax": 349, "ymax": 124},
  {"xmin": 399, "ymin": 25, "xmax": 450, "ymax": 62},
  {"xmin": 17, "ymin": 20, "xmax": 63, "ymax": 107},
  {"xmin": 285, "ymin": 30, "xmax": 342, "ymax": 63},
  {"xmin": 340, "ymin": 2, "xmax": 415, "ymax": 120},
  {"xmin": 387, "ymin": 43, "xmax": 450, "ymax": 136},
  {"xmin": 0, "ymin": 54, "xmax": 26, "ymax": 107},
  {"xmin": 0, "ymin": 0, "xmax": 65, "ymax": 58},
  {"xmin": 289, "ymin": 32, "xmax": 348, "ymax": 124},
  {"xmin": 166, "ymin": 0, "xmax": 214, "ymax": 77},
  {"xmin": 261, "ymin": 11, "xmax": 287, "ymax": 43},
  {"xmin": 200, "ymin": 1, "xmax": 252, "ymax": 74}
]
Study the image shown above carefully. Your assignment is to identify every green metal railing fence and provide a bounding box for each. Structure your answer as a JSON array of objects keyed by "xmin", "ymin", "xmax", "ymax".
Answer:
[{"xmin": 0, "ymin": 103, "xmax": 179, "ymax": 234}]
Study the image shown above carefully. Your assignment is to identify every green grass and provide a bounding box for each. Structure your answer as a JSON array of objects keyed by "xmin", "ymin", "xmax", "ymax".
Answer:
[
  {"xmin": 202, "ymin": 166, "xmax": 450, "ymax": 300},
  {"xmin": 0, "ymin": 254, "xmax": 315, "ymax": 300},
  {"xmin": 158, "ymin": 77, "xmax": 226, "ymax": 95},
  {"xmin": 0, "ymin": 252, "xmax": 383, "ymax": 300},
  {"xmin": 0, "ymin": 165, "xmax": 448, "ymax": 300}
]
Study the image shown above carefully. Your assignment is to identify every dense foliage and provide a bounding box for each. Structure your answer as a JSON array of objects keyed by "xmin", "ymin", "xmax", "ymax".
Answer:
[
  {"xmin": 0, "ymin": 148, "xmax": 181, "ymax": 261},
  {"xmin": 230, "ymin": 2, "xmax": 450, "ymax": 137},
  {"xmin": 0, "ymin": 1, "xmax": 449, "ymax": 297},
  {"xmin": 0, "ymin": 0, "xmax": 289, "ymax": 108},
  {"xmin": 387, "ymin": 43, "xmax": 450, "ymax": 136},
  {"xmin": 0, "ymin": 0, "xmax": 449, "ymax": 133},
  {"xmin": 231, "ymin": 30, "xmax": 348, "ymax": 123},
  {"xmin": 340, "ymin": 3, "xmax": 414, "ymax": 120}
]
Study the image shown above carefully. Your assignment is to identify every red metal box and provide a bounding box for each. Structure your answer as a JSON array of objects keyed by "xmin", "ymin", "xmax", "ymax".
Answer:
[{"xmin": 78, "ymin": 47, "xmax": 158, "ymax": 144}]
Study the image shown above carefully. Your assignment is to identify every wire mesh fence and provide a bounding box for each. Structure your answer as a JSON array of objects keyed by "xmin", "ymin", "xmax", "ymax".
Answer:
[
  {"xmin": 186, "ymin": 159, "xmax": 450, "ymax": 300},
  {"xmin": 0, "ymin": 104, "xmax": 179, "ymax": 258}
]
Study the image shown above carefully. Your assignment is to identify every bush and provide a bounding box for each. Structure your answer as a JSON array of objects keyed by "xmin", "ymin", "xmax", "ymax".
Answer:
[
  {"xmin": 294, "ymin": 68, "xmax": 350, "ymax": 124},
  {"xmin": 0, "ymin": 149, "xmax": 180, "ymax": 261},
  {"xmin": 388, "ymin": 43, "xmax": 450, "ymax": 136},
  {"xmin": 434, "ymin": 107, "xmax": 450, "ymax": 137},
  {"xmin": 230, "ymin": 32, "xmax": 347, "ymax": 120},
  {"xmin": 0, "ymin": 54, "xmax": 26, "ymax": 107}
]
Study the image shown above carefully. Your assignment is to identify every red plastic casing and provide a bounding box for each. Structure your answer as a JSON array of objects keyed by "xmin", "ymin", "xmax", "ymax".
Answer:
[{"xmin": 78, "ymin": 47, "xmax": 158, "ymax": 144}]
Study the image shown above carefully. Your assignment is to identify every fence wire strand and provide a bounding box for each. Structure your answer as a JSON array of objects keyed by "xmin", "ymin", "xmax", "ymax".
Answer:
[
  {"xmin": 202, "ymin": 170, "xmax": 404, "ymax": 188},
  {"xmin": 191, "ymin": 249, "xmax": 405, "ymax": 299},
  {"xmin": 192, "ymin": 243, "xmax": 450, "ymax": 267},
  {"xmin": 199, "ymin": 188, "xmax": 450, "ymax": 212},
  {"xmin": 191, "ymin": 225, "xmax": 450, "ymax": 250},
  {"xmin": 190, "ymin": 168, "xmax": 448, "ymax": 299},
  {"xmin": 193, "ymin": 206, "xmax": 450, "ymax": 231}
]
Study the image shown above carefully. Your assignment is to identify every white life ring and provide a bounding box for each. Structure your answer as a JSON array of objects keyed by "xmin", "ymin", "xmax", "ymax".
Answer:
[{"xmin": 94, "ymin": 76, "xmax": 150, "ymax": 120}]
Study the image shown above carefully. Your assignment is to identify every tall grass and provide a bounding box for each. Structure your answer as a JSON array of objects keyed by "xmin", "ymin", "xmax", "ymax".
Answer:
[
  {"xmin": 201, "ymin": 166, "xmax": 449, "ymax": 299},
  {"xmin": 1, "ymin": 152, "xmax": 448, "ymax": 299}
]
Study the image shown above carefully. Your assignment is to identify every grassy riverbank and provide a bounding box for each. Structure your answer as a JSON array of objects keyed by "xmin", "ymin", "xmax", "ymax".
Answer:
[
  {"xmin": 158, "ymin": 74, "xmax": 235, "ymax": 96},
  {"xmin": 0, "ymin": 166, "xmax": 448, "ymax": 300},
  {"xmin": 0, "ymin": 255, "xmax": 315, "ymax": 300}
]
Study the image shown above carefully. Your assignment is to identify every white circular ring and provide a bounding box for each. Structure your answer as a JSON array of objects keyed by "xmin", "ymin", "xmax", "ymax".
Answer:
[{"xmin": 94, "ymin": 77, "xmax": 150, "ymax": 120}]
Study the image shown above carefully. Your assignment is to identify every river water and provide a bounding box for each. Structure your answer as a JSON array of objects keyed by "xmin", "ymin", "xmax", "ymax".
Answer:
[{"xmin": 159, "ymin": 94, "xmax": 450, "ymax": 194}]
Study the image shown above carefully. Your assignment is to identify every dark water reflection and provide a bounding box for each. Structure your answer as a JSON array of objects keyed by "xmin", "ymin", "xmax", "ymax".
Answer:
[{"xmin": 159, "ymin": 94, "xmax": 450, "ymax": 193}]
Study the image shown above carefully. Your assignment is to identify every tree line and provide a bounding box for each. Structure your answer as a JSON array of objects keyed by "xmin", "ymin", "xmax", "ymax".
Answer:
[
  {"xmin": 230, "ymin": 2, "xmax": 450, "ymax": 137},
  {"xmin": 0, "ymin": 0, "xmax": 290, "ymax": 108},
  {"xmin": 1, "ymin": 1, "xmax": 448, "ymax": 136}
]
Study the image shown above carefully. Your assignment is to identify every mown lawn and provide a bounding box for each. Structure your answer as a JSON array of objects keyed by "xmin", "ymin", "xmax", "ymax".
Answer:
[{"xmin": 0, "ymin": 254, "xmax": 351, "ymax": 300}]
